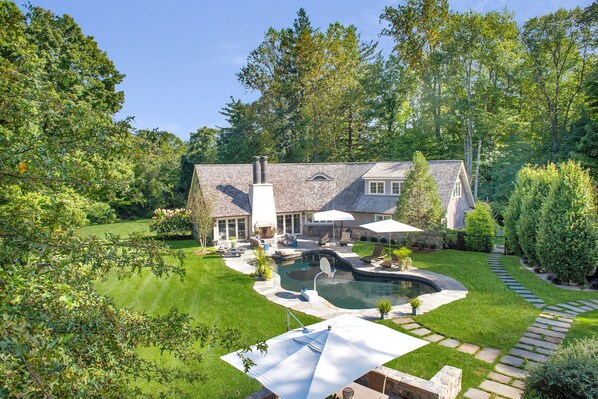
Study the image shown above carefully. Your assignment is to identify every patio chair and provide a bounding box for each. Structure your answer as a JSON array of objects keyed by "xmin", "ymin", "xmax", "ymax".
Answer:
[
  {"xmin": 339, "ymin": 232, "xmax": 351, "ymax": 246},
  {"xmin": 368, "ymin": 371, "xmax": 387, "ymax": 394},
  {"xmin": 248, "ymin": 236, "xmax": 263, "ymax": 248},
  {"xmin": 360, "ymin": 244, "xmax": 384, "ymax": 263},
  {"xmin": 379, "ymin": 254, "xmax": 399, "ymax": 269},
  {"xmin": 318, "ymin": 232, "xmax": 329, "ymax": 246}
]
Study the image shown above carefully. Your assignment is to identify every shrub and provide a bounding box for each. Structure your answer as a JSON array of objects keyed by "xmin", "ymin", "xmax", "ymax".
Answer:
[
  {"xmin": 253, "ymin": 248, "xmax": 273, "ymax": 280},
  {"xmin": 504, "ymin": 166, "xmax": 536, "ymax": 255},
  {"xmin": 379, "ymin": 237, "xmax": 388, "ymax": 244},
  {"xmin": 377, "ymin": 299, "xmax": 393, "ymax": 317},
  {"xmin": 360, "ymin": 236, "xmax": 367, "ymax": 241},
  {"xmin": 523, "ymin": 338, "xmax": 598, "ymax": 399},
  {"xmin": 148, "ymin": 208, "xmax": 192, "ymax": 237},
  {"xmin": 465, "ymin": 202, "xmax": 496, "ymax": 252},
  {"xmin": 84, "ymin": 201, "xmax": 117, "ymax": 225},
  {"xmin": 393, "ymin": 246, "xmax": 412, "ymax": 259},
  {"xmin": 536, "ymin": 161, "xmax": 598, "ymax": 284},
  {"xmin": 390, "ymin": 239, "xmax": 398, "ymax": 245},
  {"xmin": 517, "ymin": 164, "xmax": 557, "ymax": 266},
  {"xmin": 370, "ymin": 236, "xmax": 378, "ymax": 243},
  {"xmin": 408, "ymin": 297, "xmax": 421, "ymax": 309}
]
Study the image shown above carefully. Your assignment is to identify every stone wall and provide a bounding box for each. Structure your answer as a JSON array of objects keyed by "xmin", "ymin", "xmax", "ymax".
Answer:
[
  {"xmin": 355, "ymin": 365, "xmax": 462, "ymax": 399},
  {"xmin": 245, "ymin": 365, "xmax": 462, "ymax": 399}
]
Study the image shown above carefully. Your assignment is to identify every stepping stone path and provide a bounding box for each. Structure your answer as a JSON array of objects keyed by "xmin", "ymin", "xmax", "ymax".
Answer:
[
  {"xmin": 470, "ymin": 253, "xmax": 598, "ymax": 399},
  {"xmin": 395, "ymin": 254, "xmax": 598, "ymax": 399},
  {"xmin": 487, "ymin": 253, "xmax": 545, "ymax": 308}
]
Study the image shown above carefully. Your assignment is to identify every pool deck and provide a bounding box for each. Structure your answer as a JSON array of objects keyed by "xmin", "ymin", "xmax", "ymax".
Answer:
[{"xmin": 222, "ymin": 238, "xmax": 468, "ymax": 320}]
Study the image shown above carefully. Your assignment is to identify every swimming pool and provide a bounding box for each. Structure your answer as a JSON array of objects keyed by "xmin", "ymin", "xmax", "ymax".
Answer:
[{"xmin": 274, "ymin": 252, "xmax": 439, "ymax": 309}]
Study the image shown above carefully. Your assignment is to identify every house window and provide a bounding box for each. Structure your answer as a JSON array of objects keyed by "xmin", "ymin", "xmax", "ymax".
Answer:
[
  {"xmin": 306, "ymin": 212, "xmax": 331, "ymax": 224},
  {"xmin": 369, "ymin": 181, "xmax": 385, "ymax": 195},
  {"xmin": 277, "ymin": 213, "xmax": 301, "ymax": 234},
  {"xmin": 215, "ymin": 217, "xmax": 247, "ymax": 240},
  {"xmin": 391, "ymin": 181, "xmax": 403, "ymax": 195},
  {"xmin": 375, "ymin": 214, "xmax": 391, "ymax": 222},
  {"xmin": 309, "ymin": 173, "xmax": 332, "ymax": 181},
  {"xmin": 452, "ymin": 180, "xmax": 461, "ymax": 198}
]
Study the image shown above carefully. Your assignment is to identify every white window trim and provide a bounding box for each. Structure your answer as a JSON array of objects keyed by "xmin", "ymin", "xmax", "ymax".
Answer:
[
  {"xmin": 305, "ymin": 212, "xmax": 332, "ymax": 225},
  {"xmin": 277, "ymin": 213, "xmax": 302, "ymax": 235},
  {"xmin": 390, "ymin": 181, "xmax": 403, "ymax": 196},
  {"xmin": 214, "ymin": 217, "xmax": 247, "ymax": 240},
  {"xmin": 452, "ymin": 179, "xmax": 461, "ymax": 198},
  {"xmin": 375, "ymin": 214, "xmax": 391, "ymax": 222},
  {"xmin": 368, "ymin": 180, "xmax": 385, "ymax": 195}
]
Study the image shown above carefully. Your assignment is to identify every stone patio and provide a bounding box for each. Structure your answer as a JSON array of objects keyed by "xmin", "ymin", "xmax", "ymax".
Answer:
[{"xmin": 223, "ymin": 237, "xmax": 468, "ymax": 320}]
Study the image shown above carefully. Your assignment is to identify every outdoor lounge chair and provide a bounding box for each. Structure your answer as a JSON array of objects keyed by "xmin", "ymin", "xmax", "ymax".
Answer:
[
  {"xmin": 339, "ymin": 232, "xmax": 351, "ymax": 246},
  {"xmin": 318, "ymin": 233, "xmax": 329, "ymax": 246},
  {"xmin": 379, "ymin": 254, "xmax": 399, "ymax": 269},
  {"xmin": 360, "ymin": 244, "xmax": 384, "ymax": 263}
]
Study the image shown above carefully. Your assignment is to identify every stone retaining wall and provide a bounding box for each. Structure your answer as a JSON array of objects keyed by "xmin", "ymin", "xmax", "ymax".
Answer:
[{"xmin": 245, "ymin": 365, "xmax": 461, "ymax": 399}]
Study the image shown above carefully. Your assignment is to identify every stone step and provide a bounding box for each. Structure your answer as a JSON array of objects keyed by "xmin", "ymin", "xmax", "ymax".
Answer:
[
  {"xmin": 545, "ymin": 305, "xmax": 576, "ymax": 315},
  {"xmin": 589, "ymin": 299, "xmax": 598, "ymax": 305},
  {"xmin": 576, "ymin": 300, "xmax": 598, "ymax": 310},
  {"xmin": 523, "ymin": 332, "xmax": 543, "ymax": 340},
  {"xmin": 542, "ymin": 309, "xmax": 577, "ymax": 319},
  {"xmin": 439, "ymin": 338, "xmax": 461, "ymax": 348},
  {"xmin": 522, "ymin": 297, "xmax": 544, "ymax": 304},
  {"xmin": 556, "ymin": 303, "xmax": 582, "ymax": 313},
  {"xmin": 536, "ymin": 317, "xmax": 571, "ymax": 328},
  {"xmin": 515, "ymin": 343, "xmax": 534, "ymax": 351},
  {"xmin": 535, "ymin": 347, "xmax": 555, "ymax": 356},
  {"xmin": 464, "ymin": 388, "xmax": 491, "ymax": 399},
  {"xmin": 519, "ymin": 336, "xmax": 559, "ymax": 350},
  {"xmin": 500, "ymin": 355, "xmax": 524, "ymax": 367},
  {"xmin": 495, "ymin": 364, "xmax": 529, "ymax": 379},
  {"xmin": 475, "ymin": 347, "xmax": 501, "ymax": 363},
  {"xmin": 479, "ymin": 380, "xmax": 524, "ymax": 399},
  {"xmin": 540, "ymin": 314, "xmax": 573, "ymax": 323},
  {"xmin": 488, "ymin": 371, "xmax": 512, "ymax": 384},
  {"xmin": 532, "ymin": 303, "xmax": 545, "ymax": 309},
  {"xmin": 509, "ymin": 348, "xmax": 548, "ymax": 363}
]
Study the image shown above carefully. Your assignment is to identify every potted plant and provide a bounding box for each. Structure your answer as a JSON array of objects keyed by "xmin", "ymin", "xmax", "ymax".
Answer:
[
  {"xmin": 230, "ymin": 237, "xmax": 237, "ymax": 248},
  {"xmin": 253, "ymin": 248, "xmax": 273, "ymax": 280},
  {"xmin": 409, "ymin": 297, "xmax": 422, "ymax": 316},
  {"xmin": 377, "ymin": 299, "xmax": 393, "ymax": 320}
]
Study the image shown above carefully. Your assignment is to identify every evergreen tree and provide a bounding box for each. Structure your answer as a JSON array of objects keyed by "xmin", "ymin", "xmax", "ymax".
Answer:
[
  {"xmin": 503, "ymin": 166, "xmax": 536, "ymax": 255},
  {"xmin": 516, "ymin": 164, "xmax": 558, "ymax": 267},
  {"xmin": 465, "ymin": 201, "xmax": 496, "ymax": 252},
  {"xmin": 536, "ymin": 161, "xmax": 598, "ymax": 284},
  {"xmin": 394, "ymin": 151, "xmax": 444, "ymax": 230}
]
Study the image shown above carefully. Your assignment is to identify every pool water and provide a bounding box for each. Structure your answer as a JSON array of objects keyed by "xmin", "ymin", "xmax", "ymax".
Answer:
[{"xmin": 274, "ymin": 253, "xmax": 439, "ymax": 309}]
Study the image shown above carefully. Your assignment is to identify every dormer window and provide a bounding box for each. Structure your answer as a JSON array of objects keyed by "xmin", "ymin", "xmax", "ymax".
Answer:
[
  {"xmin": 308, "ymin": 173, "xmax": 332, "ymax": 181},
  {"xmin": 391, "ymin": 181, "xmax": 403, "ymax": 195},
  {"xmin": 452, "ymin": 179, "xmax": 461, "ymax": 198},
  {"xmin": 369, "ymin": 181, "xmax": 384, "ymax": 195}
]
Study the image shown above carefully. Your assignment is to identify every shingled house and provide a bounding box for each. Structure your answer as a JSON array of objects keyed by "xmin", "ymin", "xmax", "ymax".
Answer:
[{"xmin": 189, "ymin": 156, "xmax": 475, "ymax": 241}]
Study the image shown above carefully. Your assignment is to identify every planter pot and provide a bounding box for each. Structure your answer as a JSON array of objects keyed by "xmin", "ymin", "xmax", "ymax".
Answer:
[{"xmin": 411, "ymin": 307, "xmax": 418, "ymax": 316}]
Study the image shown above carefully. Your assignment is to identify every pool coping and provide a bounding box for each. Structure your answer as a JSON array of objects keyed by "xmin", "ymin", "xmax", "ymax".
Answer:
[{"xmin": 222, "ymin": 243, "xmax": 468, "ymax": 320}]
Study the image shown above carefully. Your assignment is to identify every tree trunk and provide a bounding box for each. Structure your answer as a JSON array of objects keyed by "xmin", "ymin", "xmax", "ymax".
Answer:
[
  {"xmin": 347, "ymin": 111, "xmax": 354, "ymax": 162},
  {"xmin": 474, "ymin": 138, "xmax": 482, "ymax": 199}
]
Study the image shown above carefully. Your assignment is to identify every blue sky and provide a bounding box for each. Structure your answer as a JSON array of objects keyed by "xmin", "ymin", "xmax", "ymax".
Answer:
[{"xmin": 27, "ymin": 0, "xmax": 592, "ymax": 140}]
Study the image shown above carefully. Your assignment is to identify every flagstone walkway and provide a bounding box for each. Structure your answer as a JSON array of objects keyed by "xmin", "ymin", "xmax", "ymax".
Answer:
[{"xmin": 394, "ymin": 252, "xmax": 598, "ymax": 399}]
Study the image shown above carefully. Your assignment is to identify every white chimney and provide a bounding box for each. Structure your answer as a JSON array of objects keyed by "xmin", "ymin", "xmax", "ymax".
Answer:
[{"xmin": 249, "ymin": 156, "xmax": 277, "ymax": 237}]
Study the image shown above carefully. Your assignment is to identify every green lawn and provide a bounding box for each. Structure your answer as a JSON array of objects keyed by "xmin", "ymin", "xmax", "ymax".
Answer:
[
  {"xmin": 353, "ymin": 242, "xmax": 538, "ymax": 350},
  {"xmin": 78, "ymin": 218, "xmax": 154, "ymax": 238},
  {"xmin": 500, "ymin": 256, "xmax": 598, "ymax": 306},
  {"xmin": 564, "ymin": 309, "xmax": 598, "ymax": 344},
  {"xmin": 84, "ymin": 223, "xmax": 596, "ymax": 398}
]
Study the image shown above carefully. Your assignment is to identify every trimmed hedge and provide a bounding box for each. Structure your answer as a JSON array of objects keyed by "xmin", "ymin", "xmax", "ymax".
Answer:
[
  {"xmin": 536, "ymin": 161, "xmax": 598, "ymax": 284},
  {"xmin": 504, "ymin": 166, "xmax": 536, "ymax": 255},
  {"xmin": 516, "ymin": 164, "xmax": 557, "ymax": 267}
]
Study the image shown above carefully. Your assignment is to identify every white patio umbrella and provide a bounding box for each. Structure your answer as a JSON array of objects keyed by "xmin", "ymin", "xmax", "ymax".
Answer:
[
  {"xmin": 313, "ymin": 210, "xmax": 355, "ymax": 245},
  {"xmin": 221, "ymin": 314, "xmax": 428, "ymax": 399},
  {"xmin": 360, "ymin": 219, "xmax": 422, "ymax": 255}
]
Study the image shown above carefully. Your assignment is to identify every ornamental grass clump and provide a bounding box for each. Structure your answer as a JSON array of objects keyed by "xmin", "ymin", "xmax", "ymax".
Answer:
[{"xmin": 393, "ymin": 246, "xmax": 413, "ymax": 270}]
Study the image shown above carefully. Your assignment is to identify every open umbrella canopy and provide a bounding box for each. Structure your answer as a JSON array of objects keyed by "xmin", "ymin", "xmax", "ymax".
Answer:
[
  {"xmin": 360, "ymin": 219, "xmax": 422, "ymax": 255},
  {"xmin": 312, "ymin": 210, "xmax": 355, "ymax": 222},
  {"xmin": 221, "ymin": 314, "xmax": 428, "ymax": 399},
  {"xmin": 359, "ymin": 219, "xmax": 422, "ymax": 234}
]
